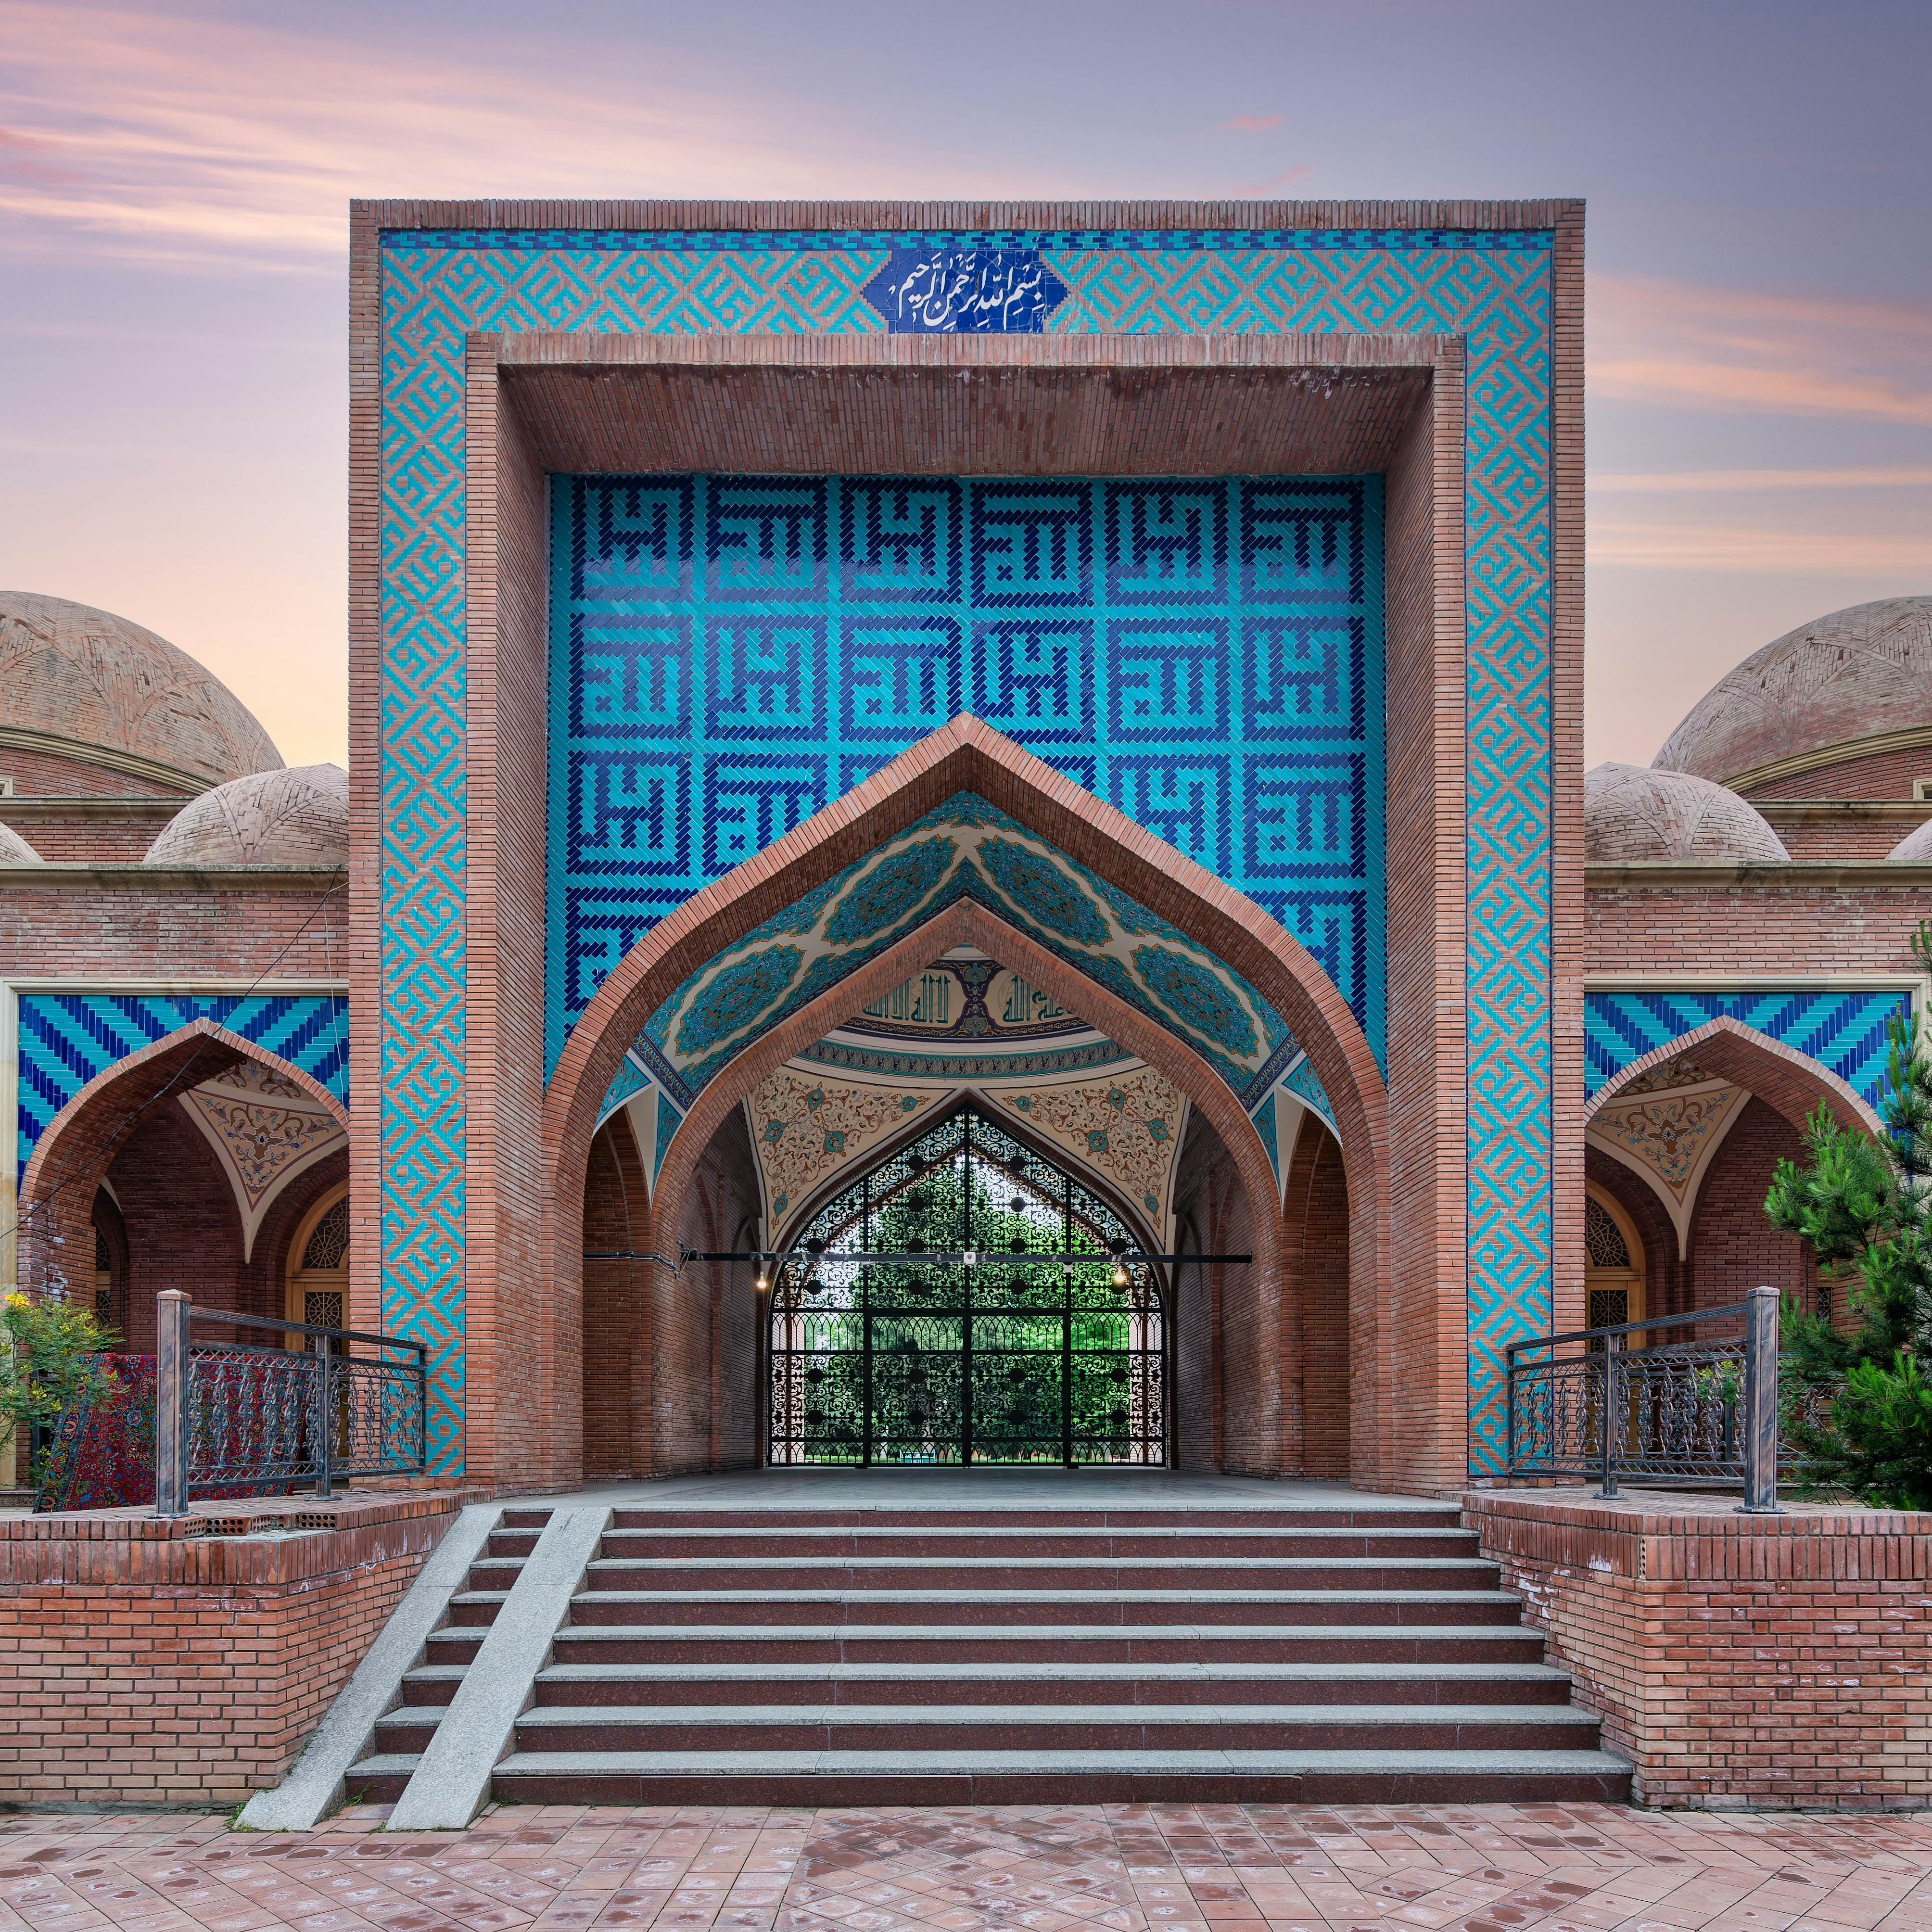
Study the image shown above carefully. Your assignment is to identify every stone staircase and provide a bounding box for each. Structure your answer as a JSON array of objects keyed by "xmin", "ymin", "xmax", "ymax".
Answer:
[{"xmin": 347, "ymin": 1498, "xmax": 1628, "ymax": 1805}]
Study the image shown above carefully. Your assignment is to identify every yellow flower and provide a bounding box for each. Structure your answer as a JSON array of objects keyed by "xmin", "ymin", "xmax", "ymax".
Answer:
[{"xmin": 2, "ymin": 1293, "xmax": 27, "ymax": 1309}]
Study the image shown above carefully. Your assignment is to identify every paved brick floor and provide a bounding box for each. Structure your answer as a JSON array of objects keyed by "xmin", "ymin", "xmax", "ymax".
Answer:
[{"xmin": 1, "ymin": 1803, "xmax": 1928, "ymax": 1932}]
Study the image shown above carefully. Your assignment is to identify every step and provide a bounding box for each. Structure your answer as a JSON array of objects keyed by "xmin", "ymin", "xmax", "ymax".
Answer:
[
  {"xmin": 563, "ymin": 1588, "xmax": 1526, "ymax": 1627},
  {"xmin": 483, "ymin": 1746, "xmax": 1633, "ymax": 1806},
  {"xmin": 593, "ymin": 1525, "xmax": 1482, "ymax": 1559},
  {"xmin": 608, "ymin": 1507, "xmax": 1464, "ymax": 1531},
  {"xmin": 396, "ymin": 1654, "xmax": 1571, "ymax": 1709},
  {"xmin": 523, "ymin": 1621, "xmax": 1551, "ymax": 1665},
  {"xmin": 518, "ymin": 1659, "xmax": 1576, "ymax": 1708},
  {"xmin": 446, "ymin": 1591, "xmax": 511, "ymax": 1627},
  {"xmin": 580, "ymin": 1556, "xmax": 1500, "ymax": 1592}
]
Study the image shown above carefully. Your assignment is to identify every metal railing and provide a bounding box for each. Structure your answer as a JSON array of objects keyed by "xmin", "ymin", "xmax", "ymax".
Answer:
[
  {"xmin": 153, "ymin": 1290, "xmax": 427, "ymax": 1516},
  {"xmin": 1505, "ymin": 1283, "xmax": 1792, "ymax": 1512}
]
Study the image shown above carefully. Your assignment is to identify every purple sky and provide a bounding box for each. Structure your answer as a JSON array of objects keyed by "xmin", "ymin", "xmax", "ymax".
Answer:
[{"xmin": 3, "ymin": 0, "xmax": 1927, "ymax": 772}]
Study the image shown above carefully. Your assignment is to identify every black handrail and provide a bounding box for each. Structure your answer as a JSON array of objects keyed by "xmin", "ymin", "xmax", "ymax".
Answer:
[
  {"xmin": 154, "ymin": 1291, "xmax": 427, "ymax": 1516},
  {"xmin": 1505, "ymin": 1284, "xmax": 1787, "ymax": 1512}
]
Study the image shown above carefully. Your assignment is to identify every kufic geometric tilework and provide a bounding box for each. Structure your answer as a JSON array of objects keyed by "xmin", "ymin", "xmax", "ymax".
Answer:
[
  {"xmin": 547, "ymin": 473, "xmax": 1383, "ymax": 1074},
  {"xmin": 1584, "ymin": 988, "xmax": 1914, "ymax": 1115},
  {"xmin": 376, "ymin": 225, "xmax": 1555, "ymax": 1474},
  {"xmin": 15, "ymin": 994, "xmax": 349, "ymax": 1177}
]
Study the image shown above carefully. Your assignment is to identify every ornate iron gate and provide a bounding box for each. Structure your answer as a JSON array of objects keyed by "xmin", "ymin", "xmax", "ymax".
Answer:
[{"xmin": 766, "ymin": 1106, "xmax": 1166, "ymax": 1466}]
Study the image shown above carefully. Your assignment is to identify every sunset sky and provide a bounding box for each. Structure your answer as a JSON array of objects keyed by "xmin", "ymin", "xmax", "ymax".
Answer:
[{"xmin": 2, "ymin": 0, "xmax": 1927, "ymax": 772}]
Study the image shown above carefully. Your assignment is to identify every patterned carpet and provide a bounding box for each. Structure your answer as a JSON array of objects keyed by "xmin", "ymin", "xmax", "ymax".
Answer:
[{"xmin": 2, "ymin": 1803, "xmax": 1929, "ymax": 1932}]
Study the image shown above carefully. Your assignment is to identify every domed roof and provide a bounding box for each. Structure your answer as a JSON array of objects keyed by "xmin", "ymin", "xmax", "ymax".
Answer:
[
  {"xmin": 1653, "ymin": 597, "xmax": 1932, "ymax": 785},
  {"xmin": 0, "ymin": 821, "xmax": 43, "ymax": 864},
  {"xmin": 1888, "ymin": 818, "xmax": 1932, "ymax": 863},
  {"xmin": 1585, "ymin": 762, "xmax": 1791, "ymax": 864},
  {"xmin": 0, "ymin": 592, "xmax": 282, "ymax": 789},
  {"xmin": 144, "ymin": 764, "xmax": 347, "ymax": 868}
]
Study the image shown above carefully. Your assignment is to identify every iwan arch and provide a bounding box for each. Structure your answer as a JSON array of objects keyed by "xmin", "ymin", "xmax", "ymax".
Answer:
[{"xmin": 334, "ymin": 198, "xmax": 1582, "ymax": 1500}]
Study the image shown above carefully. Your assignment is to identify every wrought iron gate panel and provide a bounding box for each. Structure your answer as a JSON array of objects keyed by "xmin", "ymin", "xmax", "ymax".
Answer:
[{"xmin": 767, "ymin": 1105, "xmax": 1167, "ymax": 1466}]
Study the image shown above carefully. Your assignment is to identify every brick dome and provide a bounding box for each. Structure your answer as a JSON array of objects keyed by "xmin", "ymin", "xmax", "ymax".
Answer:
[
  {"xmin": 0, "ymin": 821, "xmax": 43, "ymax": 864},
  {"xmin": 144, "ymin": 764, "xmax": 347, "ymax": 868},
  {"xmin": 1652, "ymin": 597, "xmax": 1932, "ymax": 786},
  {"xmin": 1888, "ymin": 817, "xmax": 1932, "ymax": 863},
  {"xmin": 1585, "ymin": 762, "xmax": 1790, "ymax": 864},
  {"xmin": 0, "ymin": 592, "xmax": 282, "ymax": 790}
]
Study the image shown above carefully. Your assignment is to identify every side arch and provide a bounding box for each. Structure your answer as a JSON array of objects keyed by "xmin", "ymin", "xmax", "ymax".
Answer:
[
  {"xmin": 1585, "ymin": 1014, "xmax": 1883, "ymax": 1139},
  {"xmin": 16, "ymin": 1019, "xmax": 349, "ymax": 1301},
  {"xmin": 543, "ymin": 720, "xmax": 1396, "ymax": 1487}
]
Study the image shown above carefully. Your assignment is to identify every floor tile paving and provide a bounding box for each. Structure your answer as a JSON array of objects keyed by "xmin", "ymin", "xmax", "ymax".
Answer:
[{"xmin": 0, "ymin": 1806, "xmax": 1928, "ymax": 1932}]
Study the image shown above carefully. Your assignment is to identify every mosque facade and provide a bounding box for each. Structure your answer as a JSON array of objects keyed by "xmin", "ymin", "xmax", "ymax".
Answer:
[{"xmin": 2, "ymin": 200, "xmax": 1927, "ymax": 1500}]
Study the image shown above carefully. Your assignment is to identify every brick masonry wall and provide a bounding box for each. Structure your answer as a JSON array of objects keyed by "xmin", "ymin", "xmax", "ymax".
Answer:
[
  {"xmin": 0, "ymin": 886, "xmax": 347, "ymax": 983},
  {"xmin": 1466, "ymin": 1488, "xmax": 1932, "ymax": 1810},
  {"xmin": 1750, "ymin": 745, "xmax": 1932, "ymax": 801},
  {"xmin": 0, "ymin": 748, "xmax": 189, "ymax": 798},
  {"xmin": 0, "ymin": 1491, "xmax": 459, "ymax": 1808},
  {"xmin": 582, "ymin": 1113, "xmax": 647, "ymax": 1480},
  {"xmin": 1584, "ymin": 882, "xmax": 1930, "ymax": 977},
  {"xmin": 1684, "ymin": 1099, "xmax": 1817, "ymax": 1312},
  {"xmin": 0, "ymin": 810, "xmax": 178, "ymax": 863},
  {"xmin": 1292, "ymin": 1124, "xmax": 1351, "ymax": 1480},
  {"xmin": 662, "ymin": 1111, "xmax": 762, "ymax": 1475},
  {"xmin": 1771, "ymin": 814, "xmax": 1928, "ymax": 860}
]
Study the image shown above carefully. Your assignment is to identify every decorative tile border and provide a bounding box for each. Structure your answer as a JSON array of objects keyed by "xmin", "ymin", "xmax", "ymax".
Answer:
[{"xmin": 374, "ymin": 218, "xmax": 1556, "ymax": 1473}]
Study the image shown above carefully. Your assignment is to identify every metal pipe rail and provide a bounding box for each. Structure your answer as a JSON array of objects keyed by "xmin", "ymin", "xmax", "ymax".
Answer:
[
  {"xmin": 1504, "ymin": 1284, "xmax": 1785, "ymax": 1513},
  {"xmin": 153, "ymin": 1292, "xmax": 428, "ymax": 1518}
]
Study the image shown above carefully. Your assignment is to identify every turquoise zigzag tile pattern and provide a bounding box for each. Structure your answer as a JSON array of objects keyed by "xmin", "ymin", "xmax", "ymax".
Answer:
[
  {"xmin": 547, "ymin": 472, "xmax": 1383, "ymax": 1074},
  {"xmin": 15, "ymin": 994, "xmax": 349, "ymax": 1177},
  {"xmin": 629, "ymin": 792, "xmax": 1298, "ymax": 1114},
  {"xmin": 376, "ymin": 223, "xmax": 1554, "ymax": 1473},
  {"xmin": 1584, "ymin": 989, "xmax": 1913, "ymax": 1112}
]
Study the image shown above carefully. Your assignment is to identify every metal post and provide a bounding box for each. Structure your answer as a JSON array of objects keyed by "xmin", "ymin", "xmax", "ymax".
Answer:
[
  {"xmin": 1738, "ymin": 1284, "xmax": 1783, "ymax": 1514},
  {"xmin": 315, "ymin": 1340, "xmax": 334, "ymax": 1500},
  {"xmin": 154, "ymin": 1291, "xmax": 190, "ymax": 1518},
  {"xmin": 1597, "ymin": 1330, "xmax": 1620, "ymax": 1499}
]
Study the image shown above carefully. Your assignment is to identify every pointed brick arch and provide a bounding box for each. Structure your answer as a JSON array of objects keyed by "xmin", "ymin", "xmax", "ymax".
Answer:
[
  {"xmin": 541, "ymin": 717, "xmax": 1395, "ymax": 1490},
  {"xmin": 16, "ymin": 1019, "xmax": 349, "ymax": 1301},
  {"xmin": 1585, "ymin": 1014, "xmax": 1884, "ymax": 1139}
]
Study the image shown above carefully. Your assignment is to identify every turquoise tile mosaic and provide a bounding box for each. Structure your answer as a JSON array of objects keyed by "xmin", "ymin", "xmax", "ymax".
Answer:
[
  {"xmin": 547, "ymin": 474, "xmax": 1382, "ymax": 1077},
  {"xmin": 16, "ymin": 994, "xmax": 349, "ymax": 1176},
  {"xmin": 376, "ymin": 223, "xmax": 1556, "ymax": 1473},
  {"xmin": 1585, "ymin": 988, "xmax": 1912, "ymax": 1112}
]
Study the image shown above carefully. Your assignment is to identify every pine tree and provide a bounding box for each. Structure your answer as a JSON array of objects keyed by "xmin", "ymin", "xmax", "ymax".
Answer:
[{"xmin": 1764, "ymin": 920, "xmax": 1932, "ymax": 1507}]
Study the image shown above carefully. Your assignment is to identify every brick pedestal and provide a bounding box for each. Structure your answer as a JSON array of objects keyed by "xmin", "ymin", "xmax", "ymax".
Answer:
[
  {"xmin": 1466, "ymin": 1486, "xmax": 1932, "ymax": 1810},
  {"xmin": 0, "ymin": 1489, "xmax": 461, "ymax": 1808}
]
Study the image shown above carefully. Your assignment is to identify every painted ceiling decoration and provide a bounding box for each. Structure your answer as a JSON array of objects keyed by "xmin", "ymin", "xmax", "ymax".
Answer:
[
  {"xmin": 629, "ymin": 793, "xmax": 1299, "ymax": 1113},
  {"xmin": 177, "ymin": 1058, "xmax": 346, "ymax": 1262},
  {"xmin": 985, "ymin": 1067, "xmax": 1183, "ymax": 1228},
  {"xmin": 1249, "ymin": 1048, "xmax": 1338, "ymax": 1198},
  {"xmin": 748, "ymin": 1070, "xmax": 941, "ymax": 1232},
  {"xmin": 1586, "ymin": 1066, "xmax": 1748, "ymax": 1259}
]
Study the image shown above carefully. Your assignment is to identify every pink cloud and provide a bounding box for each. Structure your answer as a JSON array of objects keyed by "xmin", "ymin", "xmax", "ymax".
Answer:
[
  {"xmin": 1222, "ymin": 114, "xmax": 1284, "ymax": 132},
  {"xmin": 1590, "ymin": 272, "xmax": 1932, "ymax": 426},
  {"xmin": 0, "ymin": 1, "xmax": 1033, "ymax": 265}
]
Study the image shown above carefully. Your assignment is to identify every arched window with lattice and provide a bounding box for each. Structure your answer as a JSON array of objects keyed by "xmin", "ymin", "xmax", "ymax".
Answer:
[
  {"xmin": 286, "ymin": 1186, "xmax": 349, "ymax": 1339},
  {"xmin": 1585, "ymin": 1185, "xmax": 1645, "ymax": 1337}
]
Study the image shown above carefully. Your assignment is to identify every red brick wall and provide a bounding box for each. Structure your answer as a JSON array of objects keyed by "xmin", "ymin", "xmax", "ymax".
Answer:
[
  {"xmin": 0, "ymin": 810, "xmax": 179, "ymax": 862},
  {"xmin": 1772, "ymin": 814, "xmax": 1927, "ymax": 860},
  {"xmin": 1750, "ymin": 744, "xmax": 1932, "ymax": 801},
  {"xmin": 582, "ymin": 1114, "xmax": 648, "ymax": 1479},
  {"xmin": 0, "ymin": 1492, "xmax": 458, "ymax": 1808},
  {"xmin": 0, "ymin": 746, "xmax": 189, "ymax": 797},
  {"xmin": 1170, "ymin": 1111, "xmax": 1266, "ymax": 1473},
  {"xmin": 1468, "ymin": 1489, "xmax": 1932, "ymax": 1810},
  {"xmin": 1584, "ymin": 882, "xmax": 1929, "ymax": 978},
  {"xmin": 1289, "ymin": 1123, "xmax": 1351, "ymax": 1480},
  {"xmin": 1685, "ymin": 1098, "xmax": 1818, "ymax": 1314},
  {"xmin": 662, "ymin": 1110, "xmax": 762, "ymax": 1474}
]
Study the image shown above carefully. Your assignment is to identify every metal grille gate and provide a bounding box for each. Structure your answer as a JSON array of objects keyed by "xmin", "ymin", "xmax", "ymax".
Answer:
[{"xmin": 766, "ymin": 1106, "xmax": 1166, "ymax": 1466}]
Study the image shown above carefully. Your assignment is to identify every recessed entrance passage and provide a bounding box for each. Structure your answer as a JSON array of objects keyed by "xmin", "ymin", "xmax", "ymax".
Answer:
[{"xmin": 766, "ymin": 1106, "xmax": 1165, "ymax": 1466}]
